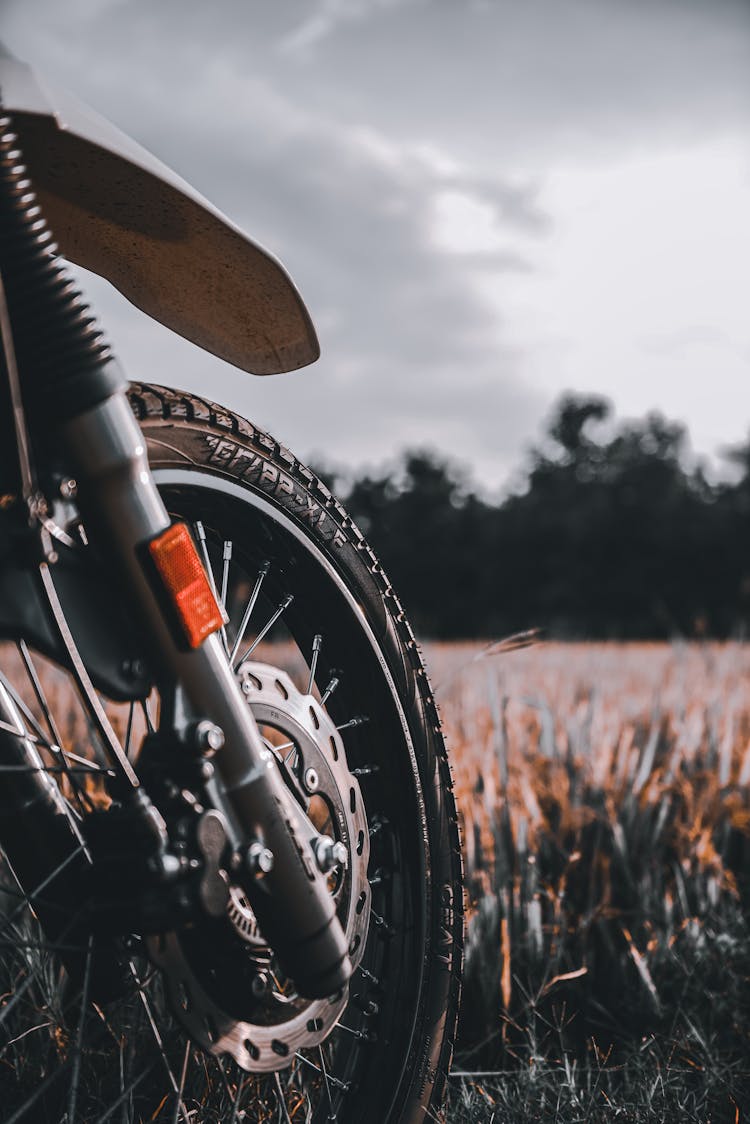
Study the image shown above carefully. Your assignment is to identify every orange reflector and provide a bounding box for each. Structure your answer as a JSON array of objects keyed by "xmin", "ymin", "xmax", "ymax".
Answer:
[{"xmin": 147, "ymin": 523, "xmax": 226, "ymax": 649}]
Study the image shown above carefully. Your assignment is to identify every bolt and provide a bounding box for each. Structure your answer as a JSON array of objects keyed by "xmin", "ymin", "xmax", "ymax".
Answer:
[
  {"xmin": 304, "ymin": 767, "xmax": 319, "ymax": 793},
  {"xmin": 193, "ymin": 720, "xmax": 225, "ymax": 754},
  {"xmin": 59, "ymin": 477, "xmax": 77, "ymax": 499},
  {"xmin": 314, "ymin": 836, "xmax": 349, "ymax": 874},
  {"xmin": 200, "ymin": 759, "xmax": 215, "ymax": 782},
  {"xmin": 241, "ymin": 680, "xmax": 252, "ymax": 695},
  {"xmin": 246, "ymin": 841, "xmax": 274, "ymax": 878},
  {"xmin": 148, "ymin": 851, "xmax": 184, "ymax": 880}
]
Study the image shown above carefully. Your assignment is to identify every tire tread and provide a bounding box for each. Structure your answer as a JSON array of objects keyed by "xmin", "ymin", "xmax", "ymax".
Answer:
[{"xmin": 127, "ymin": 381, "xmax": 463, "ymax": 1121}]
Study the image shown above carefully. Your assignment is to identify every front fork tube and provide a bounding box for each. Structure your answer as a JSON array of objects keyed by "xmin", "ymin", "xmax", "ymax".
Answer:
[{"xmin": 62, "ymin": 389, "xmax": 351, "ymax": 998}]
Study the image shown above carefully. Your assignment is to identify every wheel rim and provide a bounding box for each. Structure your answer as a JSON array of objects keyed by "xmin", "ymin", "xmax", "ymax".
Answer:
[{"xmin": 0, "ymin": 468, "xmax": 428, "ymax": 1122}]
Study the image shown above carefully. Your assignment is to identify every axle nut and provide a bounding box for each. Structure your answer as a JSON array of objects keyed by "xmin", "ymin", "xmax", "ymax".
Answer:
[
  {"xmin": 313, "ymin": 835, "xmax": 348, "ymax": 874},
  {"xmin": 246, "ymin": 841, "xmax": 274, "ymax": 878},
  {"xmin": 193, "ymin": 720, "xmax": 225, "ymax": 754}
]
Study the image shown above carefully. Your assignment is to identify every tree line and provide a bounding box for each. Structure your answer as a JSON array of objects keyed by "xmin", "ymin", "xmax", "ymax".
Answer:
[{"xmin": 316, "ymin": 395, "xmax": 750, "ymax": 639}]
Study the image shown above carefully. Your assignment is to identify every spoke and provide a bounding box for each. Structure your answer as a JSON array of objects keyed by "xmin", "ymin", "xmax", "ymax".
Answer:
[
  {"xmin": 214, "ymin": 1055, "xmax": 236, "ymax": 1103},
  {"xmin": 217, "ymin": 1056, "xmax": 257, "ymax": 1124},
  {"xmin": 358, "ymin": 966, "xmax": 380, "ymax": 986},
  {"xmin": 230, "ymin": 561, "xmax": 270, "ymax": 665},
  {"xmin": 0, "ymin": 907, "xmax": 88, "ymax": 1035},
  {"xmin": 194, "ymin": 522, "xmax": 218, "ymax": 600},
  {"xmin": 336, "ymin": 1022, "xmax": 372, "ymax": 1042},
  {"xmin": 62, "ymin": 751, "xmax": 110, "ymax": 772},
  {"xmin": 0, "ymin": 762, "xmax": 111, "ymax": 775},
  {"xmin": 169, "ymin": 1040, "xmax": 191, "ymax": 1124},
  {"xmin": 273, "ymin": 1072, "xmax": 294, "ymax": 1124},
  {"xmin": 221, "ymin": 540, "xmax": 233, "ymax": 611},
  {"xmin": 351, "ymin": 764, "xmax": 379, "ymax": 777},
  {"xmin": 337, "ymin": 715, "xmax": 369, "ymax": 733},
  {"xmin": 307, "ymin": 633, "xmax": 323, "ymax": 695},
  {"xmin": 0, "ymin": 719, "xmax": 110, "ymax": 777},
  {"xmin": 319, "ymin": 675, "xmax": 340, "ymax": 707},
  {"xmin": 66, "ymin": 934, "xmax": 94, "ymax": 1124},
  {"xmin": 235, "ymin": 594, "xmax": 294, "ymax": 672},
  {"xmin": 295, "ymin": 1051, "xmax": 350, "ymax": 1092},
  {"xmin": 0, "ymin": 667, "xmax": 54, "ymax": 748},
  {"xmin": 226, "ymin": 1064, "xmax": 247, "ymax": 1124},
  {"xmin": 128, "ymin": 961, "xmax": 185, "ymax": 1107},
  {"xmin": 38, "ymin": 563, "xmax": 138, "ymax": 790},
  {"xmin": 0, "ymin": 879, "xmax": 82, "ymax": 914},
  {"xmin": 219, "ymin": 543, "xmax": 233, "ymax": 654},
  {"xmin": 0, "ymin": 672, "xmax": 93, "ymax": 811},
  {"xmin": 220, "ymin": 539, "xmax": 233, "ymax": 652},
  {"xmin": 0, "ymin": 844, "xmax": 86, "ymax": 941},
  {"xmin": 141, "ymin": 698, "xmax": 155, "ymax": 735},
  {"xmin": 125, "ymin": 701, "xmax": 136, "ymax": 760},
  {"xmin": 370, "ymin": 909, "xmax": 395, "ymax": 938},
  {"xmin": 112, "ymin": 986, "xmax": 146, "ymax": 1124},
  {"xmin": 195, "ymin": 521, "xmax": 228, "ymax": 651},
  {"xmin": 17, "ymin": 640, "xmax": 65, "ymax": 749},
  {"xmin": 318, "ymin": 1044, "xmax": 337, "ymax": 1121}
]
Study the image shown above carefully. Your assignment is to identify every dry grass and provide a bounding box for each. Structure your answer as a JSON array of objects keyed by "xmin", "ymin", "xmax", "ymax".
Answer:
[
  {"xmin": 424, "ymin": 641, "xmax": 750, "ymax": 1119},
  {"xmin": 6, "ymin": 639, "xmax": 750, "ymax": 1118}
]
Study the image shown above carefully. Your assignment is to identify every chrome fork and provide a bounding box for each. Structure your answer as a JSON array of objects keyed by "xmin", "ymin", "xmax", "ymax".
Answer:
[{"xmin": 61, "ymin": 389, "xmax": 351, "ymax": 999}]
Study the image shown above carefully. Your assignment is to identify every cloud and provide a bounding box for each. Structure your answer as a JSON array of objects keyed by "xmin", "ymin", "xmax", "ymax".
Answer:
[
  {"xmin": 3, "ymin": 0, "xmax": 550, "ymax": 482},
  {"xmin": 271, "ymin": 0, "xmax": 750, "ymax": 166},
  {"xmin": 3, "ymin": 0, "xmax": 748, "ymax": 488},
  {"xmin": 278, "ymin": 0, "xmax": 417, "ymax": 56}
]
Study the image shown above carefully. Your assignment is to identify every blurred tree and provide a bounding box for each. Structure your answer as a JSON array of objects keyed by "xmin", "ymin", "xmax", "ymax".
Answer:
[
  {"xmin": 344, "ymin": 452, "xmax": 491, "ymax": 636},
  {"xmin": 321, "ymin": 395, "xmax": 750, "ymax": 639}
]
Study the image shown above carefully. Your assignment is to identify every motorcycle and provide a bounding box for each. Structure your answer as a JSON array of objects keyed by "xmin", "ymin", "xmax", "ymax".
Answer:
[{"xmin": 0, "ymin": 43, "xmax": 462, "ymax": 1124}]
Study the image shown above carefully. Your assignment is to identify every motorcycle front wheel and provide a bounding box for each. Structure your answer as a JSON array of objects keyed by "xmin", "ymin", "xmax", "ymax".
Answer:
[{"xmin": 0, "ymin": 382, "xmax": 463, "ymax": 1123}]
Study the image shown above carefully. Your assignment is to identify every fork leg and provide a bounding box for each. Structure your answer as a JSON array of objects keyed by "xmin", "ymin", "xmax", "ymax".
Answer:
[{"xmin": 62, "ymin": 389, "xmax": 351, "ymax": 998}]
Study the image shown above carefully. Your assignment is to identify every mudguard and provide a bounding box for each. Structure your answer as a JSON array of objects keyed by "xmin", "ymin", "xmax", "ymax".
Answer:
[{"xmin": 0, "ymin": 45, "xmax": 319, "ymax": 375}]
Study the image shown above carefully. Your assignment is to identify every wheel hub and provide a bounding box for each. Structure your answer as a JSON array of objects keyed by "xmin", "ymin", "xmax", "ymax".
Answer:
[{"xmin": 148, "ymin": 661, "xmax": 371, "ymax": 1072}]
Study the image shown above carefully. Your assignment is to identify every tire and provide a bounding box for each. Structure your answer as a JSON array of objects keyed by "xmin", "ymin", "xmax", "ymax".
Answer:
[
  {"xmin": 131, "ymin": 382, "xmax": 464, "ymax": 1121},
  {"xmin": 0, "ymin": 382, "xmax": 463, "ymax": 1123}
]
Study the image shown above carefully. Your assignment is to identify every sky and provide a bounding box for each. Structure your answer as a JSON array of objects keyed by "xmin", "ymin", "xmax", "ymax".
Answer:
[{"xmin": 2, "ymin": 0, "xmax": 749, "ymax": 492}]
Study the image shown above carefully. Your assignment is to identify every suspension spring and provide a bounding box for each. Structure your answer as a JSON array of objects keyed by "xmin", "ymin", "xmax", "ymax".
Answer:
[{"xmin": 0, "ymin": 102, "xmax": 123, "ymax": 414}]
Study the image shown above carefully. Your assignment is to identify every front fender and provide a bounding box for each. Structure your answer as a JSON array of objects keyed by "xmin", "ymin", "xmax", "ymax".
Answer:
[{"xmin": 0, "ymin": 44, "xmax": 319, "ymax": 376}]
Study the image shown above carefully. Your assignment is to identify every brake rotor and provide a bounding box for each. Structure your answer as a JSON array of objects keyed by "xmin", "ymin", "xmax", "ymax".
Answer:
[{"xmin": 148, "ymin": 661, "xmax": 371, "ymax": 1072}]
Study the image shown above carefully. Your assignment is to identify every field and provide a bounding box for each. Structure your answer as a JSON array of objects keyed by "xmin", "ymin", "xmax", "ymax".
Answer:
[
  {"xmin": 3, "ymin": 639, "xmax": 750, "ymax": 1120},
  {"xmin": 425, "ymin": 641, "xmax": 750, "ymax": 1122}
]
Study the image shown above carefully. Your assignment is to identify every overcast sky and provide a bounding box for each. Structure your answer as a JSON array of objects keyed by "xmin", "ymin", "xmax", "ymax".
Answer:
[{"xmin": 3, "ymin": 0, "xmax": 749, "ymax": 491}]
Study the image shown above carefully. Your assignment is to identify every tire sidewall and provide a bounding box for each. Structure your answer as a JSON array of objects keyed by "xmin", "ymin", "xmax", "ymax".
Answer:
[{"xmin": 130, "ymin": 383, "xmax": 463, "ymax": 1122}]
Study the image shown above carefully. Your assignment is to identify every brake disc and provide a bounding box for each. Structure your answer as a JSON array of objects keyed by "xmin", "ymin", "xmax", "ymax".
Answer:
[{"xmin": 149, "ymin": 661, "xmax": 371, "ymax": 1072}]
